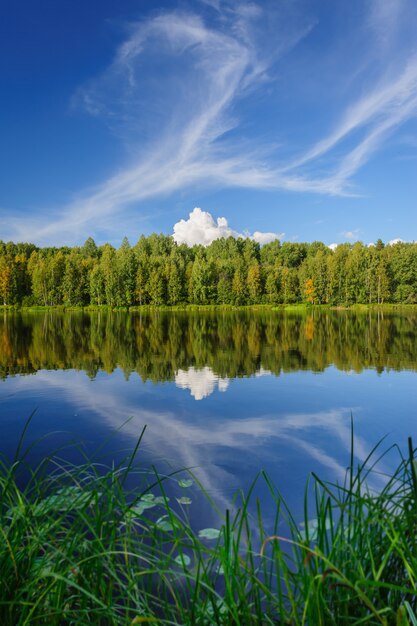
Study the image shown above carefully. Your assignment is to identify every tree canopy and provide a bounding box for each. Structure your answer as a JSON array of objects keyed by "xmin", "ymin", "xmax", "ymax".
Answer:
[{"xmin": 0, "ymin": 236, "xmax": 416, "ymax": 307}]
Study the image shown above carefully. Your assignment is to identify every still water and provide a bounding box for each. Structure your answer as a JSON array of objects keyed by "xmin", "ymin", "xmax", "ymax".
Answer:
[{"xmin": 1, "ymin": 309, "xmax": 417, "ymax": 525}]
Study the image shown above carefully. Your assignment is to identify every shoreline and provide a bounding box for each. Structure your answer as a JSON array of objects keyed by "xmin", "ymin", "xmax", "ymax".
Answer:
[{"xmin": 2, "ymin": 302, "xmax": 417, "ymax": 313}]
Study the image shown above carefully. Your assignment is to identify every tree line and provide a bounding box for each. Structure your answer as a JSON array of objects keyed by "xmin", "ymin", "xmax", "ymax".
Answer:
[{"xmin": 0, "ymin": 234, "xmax": 416, "ymax": 307}]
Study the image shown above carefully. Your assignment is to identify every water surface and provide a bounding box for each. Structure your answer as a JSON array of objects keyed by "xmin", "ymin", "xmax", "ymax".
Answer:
[{"xmin": 1, "ymin": 309, "xmax": 417, "ymax": 526}]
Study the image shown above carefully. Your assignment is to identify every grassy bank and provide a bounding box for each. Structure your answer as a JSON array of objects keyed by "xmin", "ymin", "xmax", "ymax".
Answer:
[
  {"xmin": 1, "ymin": 431, "xmax": 417, "ymax": 625},
  {"xmin": 3, "ymin": 302, "xmax": 417, "ymax": 314}
]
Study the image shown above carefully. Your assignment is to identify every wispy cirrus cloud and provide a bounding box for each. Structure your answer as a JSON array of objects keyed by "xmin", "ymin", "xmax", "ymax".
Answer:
[
  {"xmin": 294, "ymin": 58, "xmax": 417, "ymax": 193},
  {"xmin": 290, "ymin": 0, "xmax": 417, "ymax": 194},
  {"xmin": 3, "ymin": 2, "xmax": 310, "ymax": 244},
  {"xmin": 2, "ymin": 0, "xmax": 417, "ymax": 245}
]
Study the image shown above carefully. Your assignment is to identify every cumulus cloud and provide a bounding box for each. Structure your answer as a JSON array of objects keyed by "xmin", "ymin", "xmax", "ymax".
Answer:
[
  {"xmin": 328, "ymin": 243, "xmax": 339, "ymax": 251},
  {"xmin": 173, "ymin": 207, "xmax": 283, "ymax": 246},
  {"xmin": 368, "ymin": 239, "xmax": 411, "ymax": 247},
  {"xmin": 251, "ymin": 231, "xmax": 282, "ymax": 245},
  {"xmin": 388, "ymin": 238, "xmax": 405, "ymax": 245},
  {"xmin": 173, "ymin": 208, "xmax": 239, "ymax": 246},
  {"xmin": 3, "ymin": 0, "xmax": 417, "ymax": 245}
]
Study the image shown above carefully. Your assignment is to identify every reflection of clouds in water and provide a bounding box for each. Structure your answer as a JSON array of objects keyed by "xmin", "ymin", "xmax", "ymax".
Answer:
[
  {"xmin": 255, "ymin": 367, "xmax": 272, "ymax": 378},
  {"xmin": 175, "ymin": 367, "xmax": 229, "ymax": 400},
  {"xmin": 9, "ymin": 370, "xmax": 391, "ymax": 502},
  {"xmin": 175, "ymin": 366, "xmax": 272, "ymax": 400}
]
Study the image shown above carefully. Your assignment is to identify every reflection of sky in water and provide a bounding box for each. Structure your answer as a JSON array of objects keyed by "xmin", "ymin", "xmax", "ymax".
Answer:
[
  {"xmin": 175, "ymin": 367, "xmax": 229, "ymax": 400},
  {"xmin": 1, "ymin": 366, "xmax": 417, "ymax": 527},
  {"xmin": 174, "ymin": 366, "xmax": 275, "ymax": 400}
]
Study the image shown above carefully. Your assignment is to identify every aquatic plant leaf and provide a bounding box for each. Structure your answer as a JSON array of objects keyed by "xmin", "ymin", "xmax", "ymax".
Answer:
[
  {"xmin": 198, "ymin": 528, "xmax": 220, "ymax": 540},
  {"xmin": 130, "ymin": 494, "xmax": 169, "ymax": 516},
  {"xmin": 130, "ymin": 501, "xmax": 157, "ymax": 516},
  {"xmin": 153, "ymin": 496, "xmax": 169, "ymax": 505},
  {"xmin": 140, "ymin": 493, "xmax": 156, "ymax": 502},
  {"xmin": 156, "ymin": 515, "xmax": 174, "ymax": 531},
  {"xmin": 176, "ymin": 496, "xmax": 192, "ymax": 505},
  {"xmin": 178, "ymin": 479, "xmax": 193, "ymax": 488},
  {"xmin": 32, "ymin": 488, "xmax": 93, "ymax": 515},
  {"xmin": 174, "ymin": 554, "xmax": 191, "ymax": 567}
]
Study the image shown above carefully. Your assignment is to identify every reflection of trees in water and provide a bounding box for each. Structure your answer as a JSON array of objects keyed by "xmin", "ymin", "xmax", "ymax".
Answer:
[{"xmin": 0, "ymin": 310, "xmax": 416, "ymax": 381}]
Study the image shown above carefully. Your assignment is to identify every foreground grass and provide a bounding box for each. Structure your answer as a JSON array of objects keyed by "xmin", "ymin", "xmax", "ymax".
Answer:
[{"xmin": 1, "ymin": 430, "xmax": 417, "ymax": 625}]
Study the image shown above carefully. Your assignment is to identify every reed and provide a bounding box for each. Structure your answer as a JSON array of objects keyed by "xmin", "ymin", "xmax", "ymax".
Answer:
[{"xmin": 1, "ymin": 423, "xmax": 417, "ymax": 625}]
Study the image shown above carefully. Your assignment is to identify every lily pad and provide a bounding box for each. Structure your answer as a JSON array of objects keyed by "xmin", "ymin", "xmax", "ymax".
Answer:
[
  {"xmin": 154, "ymin": 496, "xmax": 169, "ymax": 505},
  {"xmin": 130, "ymin": 501, "xmax": 157, "ymax": 516},
  {"xmin": 156, "ymin": 515, "xmax": 174, "ymax": 532},
  {"xmin": 174, "ymin": 554, "xmax": 191, "ymax": 567},
  {"xmin": 32, "ymin": 488, "xmax": 93, "ymax": 515},
  {"xmin": 198, "ymin": 528, "xmax": 221, "ymax": 540},
  {"xmin": 176, "ymin": 496, "xmax": 192, "ymax": 505},
  {"xmin": 178, "ymin": 479, "xmax": 193, "ymax": 488},
  {"xmin": 140, "ymin": 493, "xmax": 156, "ymax": 502},
  {"xmin": 130, "ymin": 495, "xmax": 169, "ymax": 517}
]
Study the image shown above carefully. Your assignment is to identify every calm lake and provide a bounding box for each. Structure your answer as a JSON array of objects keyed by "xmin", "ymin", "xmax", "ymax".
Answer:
[{"xmin": 1, "ymin": 308, "xmax": 417, "ymax": 527}]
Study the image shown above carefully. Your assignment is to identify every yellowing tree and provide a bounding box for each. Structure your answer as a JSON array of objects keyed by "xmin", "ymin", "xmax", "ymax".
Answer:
[
  {"xmin": 0, "ymin": 257, "xmax": 12, "ymax": 305},
  {"xmin": 304, "ymin": 278, "xmax": 316, "ymax": 304}
]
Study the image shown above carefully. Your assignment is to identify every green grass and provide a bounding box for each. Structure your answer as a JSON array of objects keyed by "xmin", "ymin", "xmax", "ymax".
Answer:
[
  {"xmin": 1, "ymin": 424, "xmax": 417, "ymax": 625},
  {"xmin": 7, "ymin": 302, "xmax": 417, "ymax": 314}
]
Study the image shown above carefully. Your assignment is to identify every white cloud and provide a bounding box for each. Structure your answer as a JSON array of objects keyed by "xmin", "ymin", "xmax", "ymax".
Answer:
[
  {"xmin": 388, "ymin": 238, "xmax": 405, "ymax": 245},
  {"xmin": 342, "ymin": 230, "xmax": 360, "ymax": 240},
  {"xmin": 173, "ymin": 208, "xmax": 238, "ymax": 246},
  {"xmin": 328, "ymin": 243, "xmax": 338, "ymax": 251},
  {"xmin": 281, "ymin": 0, "xmax": 417, "ymax": 195},
  {"xmin": 4, "ymin": 5, "xmax": 307, "ymax": 245},
  {"xmin": 368, "ymin": 0, "xmax": 415, "ymax": 56},
  {"xmin": 172, "ymin": 207, "xmax": 283, "ymax": 246},
  {"xmin": 252, "ymin": 231, "xmax": 282, "ymax": 245},
  {"xmin": 2, "ymin": 1, "xmax": 417, "ymax": 244}
]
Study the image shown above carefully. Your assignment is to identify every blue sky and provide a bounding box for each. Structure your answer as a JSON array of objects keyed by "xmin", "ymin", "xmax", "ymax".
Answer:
[{"xmin": 1, "ymin": 0, "xmax": 417, "ymax": 247}]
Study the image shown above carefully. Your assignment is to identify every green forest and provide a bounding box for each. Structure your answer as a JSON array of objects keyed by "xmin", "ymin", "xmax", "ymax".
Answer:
[{"xmin": 0, "ymin": 234, "xmax": 416, "ymax": 307}]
